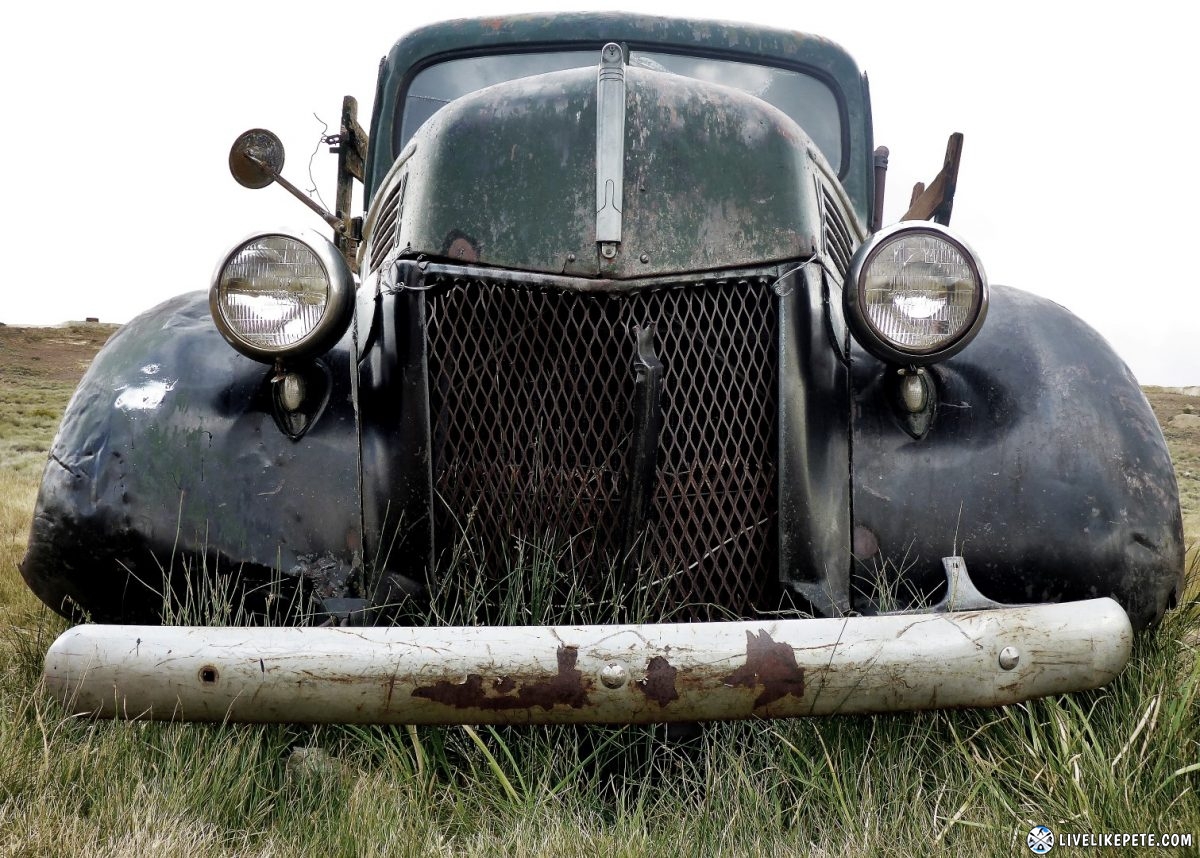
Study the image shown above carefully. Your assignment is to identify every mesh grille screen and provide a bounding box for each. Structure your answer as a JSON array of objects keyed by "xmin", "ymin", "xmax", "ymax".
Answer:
[{"xmin": 425, "ymin": 277, "xmax": 778, "ymax": 620}]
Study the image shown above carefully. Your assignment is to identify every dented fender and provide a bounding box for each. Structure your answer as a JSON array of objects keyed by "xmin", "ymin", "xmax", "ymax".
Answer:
[
  {"xmin": 19, "ymin": 292, "xmax": 363, "ymax": 621},
  {"xmin": 850, "ymin": 285, "xmax": 1185, "ymax": 629}
]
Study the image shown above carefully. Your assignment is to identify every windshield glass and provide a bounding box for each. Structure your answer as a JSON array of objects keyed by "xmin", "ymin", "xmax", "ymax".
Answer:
[{"xmin": 397, "ymin": 50, "xmax": 842, "ymax": 171}]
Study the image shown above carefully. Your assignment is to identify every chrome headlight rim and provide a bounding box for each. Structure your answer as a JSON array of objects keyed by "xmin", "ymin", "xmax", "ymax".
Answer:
[
  {"xmin": 845, "ymin": 221, "xmax": 988, "ymax": 366},
  {"xmin": 209, "ymin": 228, "xmax": 354, "ymax": 364}
]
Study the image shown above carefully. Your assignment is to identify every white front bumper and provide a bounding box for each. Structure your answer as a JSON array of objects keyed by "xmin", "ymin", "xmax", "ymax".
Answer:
[{"xmin": 44, "ymin": 598, "xmax": 1132, "ymax": 724}]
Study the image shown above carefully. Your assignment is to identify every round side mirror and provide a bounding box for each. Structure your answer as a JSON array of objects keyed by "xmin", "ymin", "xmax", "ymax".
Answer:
[{"xmin": 228, "ymin": 129, "xmax": 285, "ymax": 189}]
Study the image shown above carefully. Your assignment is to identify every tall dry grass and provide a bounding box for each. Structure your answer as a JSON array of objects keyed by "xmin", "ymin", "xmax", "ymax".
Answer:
[{"xmin": 0, "ymin": 332, "xmax": 1196, "ymax": 856}]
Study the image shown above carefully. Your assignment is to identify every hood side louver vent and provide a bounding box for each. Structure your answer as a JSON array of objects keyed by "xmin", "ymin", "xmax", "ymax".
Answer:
[
  {"xmin": 367, "ymin": 173, "xmax": 408, "ymax": 273},
  {"xmin": 820, "ymin": 184, "xmax": 854, "ymax": 281}
]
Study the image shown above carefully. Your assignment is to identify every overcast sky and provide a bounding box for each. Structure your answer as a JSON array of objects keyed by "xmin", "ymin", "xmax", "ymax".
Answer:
[{"xmin": 2, "ymin": 0, "xmax": 1196, "ymax": 384}]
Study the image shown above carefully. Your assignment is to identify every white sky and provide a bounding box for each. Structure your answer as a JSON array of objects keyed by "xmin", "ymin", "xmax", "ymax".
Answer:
[{"xmin": 2, "ymin": 0, "xmax": 1196, "ymax": 384}]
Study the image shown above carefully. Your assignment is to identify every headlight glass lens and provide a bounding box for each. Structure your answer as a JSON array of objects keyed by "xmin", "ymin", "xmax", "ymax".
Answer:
[
  {"xmin": 216, "ymin": 235, "xmax": 329, "ymax": 350},
  {"xmin": 861, "ymin": 233, "xmax": 979, "ymax": 352}
]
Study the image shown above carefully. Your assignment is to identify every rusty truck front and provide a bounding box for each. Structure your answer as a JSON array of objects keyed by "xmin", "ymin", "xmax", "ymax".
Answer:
[{"xmin": 30, "ymin": 14, "xmax": 1181, "ymax": 723}]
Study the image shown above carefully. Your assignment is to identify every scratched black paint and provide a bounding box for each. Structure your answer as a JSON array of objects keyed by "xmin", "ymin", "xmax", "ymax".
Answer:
[
  {"xmin": 20, "ymin": 294, "xmax": 363, "ymax": 621},
  {"xmin": 849, "ymin": 285, "xmax": 1184, "ymax": 629}
]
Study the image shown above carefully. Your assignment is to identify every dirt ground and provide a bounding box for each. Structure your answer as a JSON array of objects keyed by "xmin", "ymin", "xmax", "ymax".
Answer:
[
  {"xmin": 1144, "ymin": 387, "xmax": 1200, "ymax": 540},
  {"xmin": 0, "ymin": 322, "xmax": 119, "ymax": 386}
]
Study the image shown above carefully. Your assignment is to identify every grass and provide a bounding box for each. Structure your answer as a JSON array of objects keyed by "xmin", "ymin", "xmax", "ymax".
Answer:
[{"xmin": 0, "ymin": 326, "xmax": 1197, "ymax": 856}]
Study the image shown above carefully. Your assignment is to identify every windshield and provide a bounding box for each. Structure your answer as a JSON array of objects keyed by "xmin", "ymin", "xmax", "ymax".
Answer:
[{"xmin": 397, "ymin": 49, "xmax": 842, "ymax": 171}]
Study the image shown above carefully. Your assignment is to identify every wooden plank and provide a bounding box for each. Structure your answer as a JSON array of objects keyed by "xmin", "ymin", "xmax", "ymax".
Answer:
[
  {"xmin": 908, "ymin": 181, "xmax": 927, "ymax": 211},
  {"xmin": 905, "ymin": 174, "xmax": 946, "ymax": 221},
  {"xmin": 342, "ymin": 96, "xmax": 369, "ymax": 183},
  {"xmin": 902, "ymin": 133, "xmax": 963, "ymax": 224},
  {"xmin": 335, "ymin": 96, "xmax": 369, "ymax": 267}
]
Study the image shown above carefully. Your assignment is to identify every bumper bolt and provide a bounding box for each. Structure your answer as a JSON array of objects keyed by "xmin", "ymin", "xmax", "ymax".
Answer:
[
  {"xmin": 998, "ymin": 646, "xmax": 1020, "ymax": 671},
  {"xmin": 599, "ymin": 662, "xmax": 628, "ymax": 689}
]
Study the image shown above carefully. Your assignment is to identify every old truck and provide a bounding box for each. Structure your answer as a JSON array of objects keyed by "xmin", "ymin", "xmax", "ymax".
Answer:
[{"xmin": 25, "ymin": 13, "xmax": 1183, "ymax": 724}]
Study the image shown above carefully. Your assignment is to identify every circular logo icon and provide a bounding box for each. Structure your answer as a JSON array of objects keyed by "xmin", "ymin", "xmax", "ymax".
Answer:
[{"xmin": 1027, "ymin": 825, "xmax": 1054, "ymax": 854}]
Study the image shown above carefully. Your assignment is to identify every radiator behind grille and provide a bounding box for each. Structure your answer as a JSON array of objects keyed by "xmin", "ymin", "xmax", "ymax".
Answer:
[{"xmin": 425, "ymin": 277, "xmax": 778, "ymax": 620}]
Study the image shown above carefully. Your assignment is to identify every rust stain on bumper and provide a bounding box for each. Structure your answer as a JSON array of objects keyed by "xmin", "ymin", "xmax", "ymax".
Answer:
[
  {"xmin": 411, "ymin": 644, "xmax": 591, "ymax": 711},
  {"xmin": 638, "ymin": 655, "xmax": 679, "ymax": 706},
  {"xmin": 723, "ymin": 630, "xmax": 805, "ymax": 708}
]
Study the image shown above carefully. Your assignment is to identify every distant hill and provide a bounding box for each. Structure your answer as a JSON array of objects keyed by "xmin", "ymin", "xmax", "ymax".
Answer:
[{"xmin": 0, "ymin": 322, "xmax": 120, "ymax": 385}]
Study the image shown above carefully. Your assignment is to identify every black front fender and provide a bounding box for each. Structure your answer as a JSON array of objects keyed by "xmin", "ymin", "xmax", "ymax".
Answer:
[
  {"xmin": 850, "ymin": 284, "xmax": 1184, "ymax": 629},
  {"xmin": 21, "ymin": 292, "xmax": 362, "ymax": 621}
]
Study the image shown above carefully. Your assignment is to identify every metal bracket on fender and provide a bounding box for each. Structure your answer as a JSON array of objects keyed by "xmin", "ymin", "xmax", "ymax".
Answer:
[
  {"xmin": 935, "ymin": 556, "xmax": 1007, "ymax": 611},
  {"xmin": 43, "ymin": 597, "xmax": 1131, "ymax": 724}
]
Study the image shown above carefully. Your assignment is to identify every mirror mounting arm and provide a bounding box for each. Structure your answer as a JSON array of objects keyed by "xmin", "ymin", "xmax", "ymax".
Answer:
[
  {"xmin": 228, "ymin": 127, "xmax": 347, "ymax": 240},
  {"xmin": 247, "ymin": 155, "xmax": 345, "ymax": 233}
]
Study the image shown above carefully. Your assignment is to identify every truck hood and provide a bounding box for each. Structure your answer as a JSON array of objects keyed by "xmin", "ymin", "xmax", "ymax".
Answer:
[{"xmin": 363, "ymin": 64, "xmax": 827, "ymax": 278}]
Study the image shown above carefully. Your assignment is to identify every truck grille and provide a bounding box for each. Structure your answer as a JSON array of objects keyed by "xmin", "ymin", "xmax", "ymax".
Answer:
[{"xmin": 425, "ymin": 276, "xmax": 778, "ymax": 620}]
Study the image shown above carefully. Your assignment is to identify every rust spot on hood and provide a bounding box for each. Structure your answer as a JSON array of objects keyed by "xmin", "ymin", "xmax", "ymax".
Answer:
[
  {"xmin": 723, "ymin": 630, "xmax": 805, "ymax": 708},
  {"xmin": 411, "ymin": 645, "xmax": 590, "ymax": 711},
  {"xmin": 442, "ymin": 230, "xmax": 480, "ymax": 262},
  {"xmin": 638, "ymin": 655, "xmax": 679, "ymax": 707}
]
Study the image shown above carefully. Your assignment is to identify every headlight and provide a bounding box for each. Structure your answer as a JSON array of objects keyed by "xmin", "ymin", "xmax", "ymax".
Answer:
[
  {"xmin": 845, "ymin": 222, "xmax": 988, "ymax": 365},
  {"xmin": 210, "ymin": 229, "xmax": 353, "ymax": 363}
]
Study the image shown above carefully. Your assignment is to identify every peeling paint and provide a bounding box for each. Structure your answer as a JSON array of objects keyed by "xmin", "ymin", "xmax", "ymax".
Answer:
[
  {"xmin": 412, "ymin": 645, "xmax": 591, "ymax": 711},
  {"xmin": 638, "ymin": 655, "xmax": 679, "ymax": 706},
  {"xmin": 723, "ymin": 630, "xmax": 805, "ymax": 708},
  {"xmin": 114, "ymin": 379, "xmax": 176, "ymax": 412}
]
